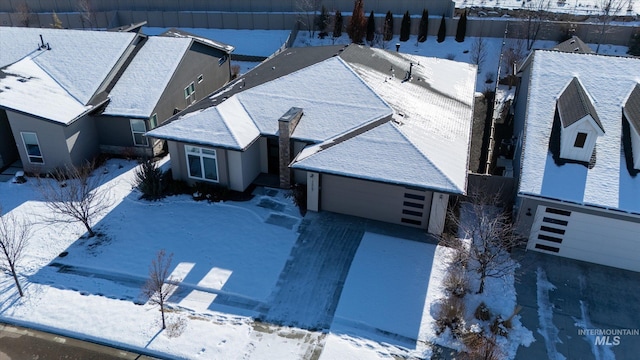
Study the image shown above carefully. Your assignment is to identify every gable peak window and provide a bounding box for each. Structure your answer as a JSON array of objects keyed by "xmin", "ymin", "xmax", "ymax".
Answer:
[{"xmin": 574, "ymin": 132, "xmax": 587, "ymax": 148}]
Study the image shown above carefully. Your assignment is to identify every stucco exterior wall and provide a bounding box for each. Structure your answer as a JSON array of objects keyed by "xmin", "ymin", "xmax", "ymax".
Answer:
[{"xmin": 7, "ymin": 110, "xmax": 71, "ymax": 173}]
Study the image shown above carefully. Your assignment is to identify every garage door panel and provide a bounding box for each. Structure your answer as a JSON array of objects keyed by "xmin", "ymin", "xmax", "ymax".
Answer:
[
  {"xmin": 321, "ymin": 174, "xmax": 431, "ymax": 228},
  {"xmin": 529, "ymin": 205, "xmax": 640, "ymax": 272}
]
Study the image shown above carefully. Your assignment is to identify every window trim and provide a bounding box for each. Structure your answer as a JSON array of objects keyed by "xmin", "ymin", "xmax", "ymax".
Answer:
[
  {"xmin": 184, "ymin": 82, "xmax": 195, "ymax": 99},
  {"xmin": 574, "ymin": 132, "xmax": 587, "ymax": 148},
  {"xmin": 197, "ymin": 74, "xmax": 204, "ymax": 83},
  {"xmin": 130, "ymin": 119, "xmax": 148, "ymax": 147},
  {"xmin": 20, "ymin": 131, "xmax": 44, "ymax": 164},
  {"xmin": 185, "ymin": 145, "xmax": 219, "ymax": 183},
  {"xmin": 218, "ymin": 55, "xmax": 227, "ymax": 66}
]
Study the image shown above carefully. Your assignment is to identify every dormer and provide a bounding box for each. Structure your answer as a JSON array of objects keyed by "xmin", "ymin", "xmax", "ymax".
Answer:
[
  {"xmin": 556, "ymin": 77, "xmax": 605, "ymax": 163},
  {"xmin": 623, "ymin": 83, "xmax": 640, "ymax": 171}
]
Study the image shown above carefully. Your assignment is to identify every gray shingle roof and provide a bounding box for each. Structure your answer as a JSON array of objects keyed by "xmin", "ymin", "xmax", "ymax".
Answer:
[
  {"xmin": 557, "ymin": 77, "xmax": 605, "ymax": 133},
  {"xmin": 552, "ymin": 36, "xmax": 594, "ymax": 54},
  {"xmin": 624, "ymin": 83, "xmax": 640, "ymax": 135}
]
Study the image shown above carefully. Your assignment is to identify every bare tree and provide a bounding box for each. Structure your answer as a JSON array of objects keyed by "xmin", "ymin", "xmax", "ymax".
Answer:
[
  {"xmin": 524, "ymin": 0, "xmax": 551, "ymax": 51},
  {"xmin": 442, "ymin": 192, "xmax": 525, "ymax": 294},
  {"xmin": 0, "ymin": 208, "xmax": 31, "ymax": 297},
  {"xmin": 595, "ymin": 0, "xmax": 627, "ymax": 53},
  {"xmin": 77, "ymin": 0, "xmax": 96, "ymax": 29},
  {"xmin": 501, "ymin": 38, "xmax": 526, "ymax": 80},
  {"xmin": 296, "ymin": 0, "xmax": 321, "ymax": 38},
  {"xmin": 38, "ymin": 162, "xmax": 113, "ymax": 238},
  {"xmin": 470, "ymin": 37, "xmax": 488, "ymax": 72},
  {"xmin": 16, "ymin": 2, "xmax": 32, "ymax": 27},
  {"xmin": 142, "ymin": 249, "xmax": 176, "ymax": 330}
]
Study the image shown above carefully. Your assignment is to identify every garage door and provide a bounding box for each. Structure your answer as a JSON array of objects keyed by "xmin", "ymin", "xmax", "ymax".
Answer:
[
  {"xmin": 528, "ymin": 205, "xmax": 640, "ymax": 272},
  {"xmin": 320, "ymin": 174, "xmax": 432, "ymax": 228}
]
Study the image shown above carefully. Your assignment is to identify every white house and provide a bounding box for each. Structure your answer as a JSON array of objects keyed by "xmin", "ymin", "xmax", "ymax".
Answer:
[{"xmin": 512, "ymin": 50, "xmax": 640, "ymax": 272}]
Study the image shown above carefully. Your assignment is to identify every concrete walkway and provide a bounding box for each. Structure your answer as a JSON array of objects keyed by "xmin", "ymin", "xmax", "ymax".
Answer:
[{"xmin": 515, "ymin": 249, "xmax": 640, "ymax": 359}]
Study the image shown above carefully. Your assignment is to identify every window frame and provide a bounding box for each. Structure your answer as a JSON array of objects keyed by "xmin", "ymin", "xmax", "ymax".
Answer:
[
  {"xmin": 218, "ymin": 55, "xmax": 227, "ymax": 66},
  {"xmin": 197, "ymin": 74, "xmax": 204, "ymax": 83},
  {"xmin": 130, "ymin": 119, "xmax": 148, "ymax": 147},
  {"xmin": 574, "ymin": 132, "xmax": 587, "ymax": 148},
  {"xmin": 185, "ymin": 145, "xmax": 219, "ymax": 183},
  {"xmin": 20, "ymin": 131, "xmax": 44, "ymax": 164},
  {"xmin": 149, "ymin": 113, "xmax": 158, "ymax": 129},
  {"xmin": 184, "ymin": 82, "xmax": 195, "ymax": 99}
]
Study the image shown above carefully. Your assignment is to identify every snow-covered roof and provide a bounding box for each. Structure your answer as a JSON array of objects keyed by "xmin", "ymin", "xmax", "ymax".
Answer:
[
  {"xmin": 236, "ymin": 57, "xmax": 393, "ymax": 142},
  {"xmin": 149, "ymin": 45, "xmax": 476, "ymax": 194},
  {"xmin": 161, "ymin": 28, "xmax": 235, "ymax": 53},
  {"xmin": 0, "ymin": 27, "xmax": 136, "ymax": 106},
  {"xmin": 148, "ymin": 55, "xmax": 393, "ymax": 144},
  {"xmin": 292, "ymin": 121, "xmax": 464, "ymax": 192},
  {"xmin": 343, "ymin": 48, "xmax": 476, "ymax": 193},
  {"xmin": 0, "ymin": 57, "xmax": 91, "ymax": 124},
  {"xmin": 518, "ymin": 50, "xmax": 640, "ymax": 213},
  {"xmin": 104, "ymin": 36, "xmax": 192, "ymax": 117},
  {"xmin": 146, "ymin": 96, "xmax": 259, "ymax": 150}
]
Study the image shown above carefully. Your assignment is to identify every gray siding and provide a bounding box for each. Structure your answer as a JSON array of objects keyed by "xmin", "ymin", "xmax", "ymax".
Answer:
[
  {"xmin": 7, "ymin": 110, "xmax": 71, "ymax": 173},
  {"xmin": 153, "ymin": 42, "xmax": 230, "ymax": 125},
  {"xmin": 0, "ymin": 110, "xmax": 18, "ymax": 168},
  {"xmin": 64, "ymin": 114, "xmax": 100, "ymax": 165},
  {"xmin": 320, "ymin": 174, "xmax": 433, "ymax": 229}
]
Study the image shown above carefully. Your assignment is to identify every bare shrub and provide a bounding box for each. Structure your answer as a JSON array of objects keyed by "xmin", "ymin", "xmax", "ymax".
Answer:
[
  {"xmin": 231, "ymin": 64, "xmax": 241, "ymax": 79},
  {"xmin": 443, "ymin": 268, "xmax": 469, "ymax": 298},
  {"xmin": 16, "ymin": 3, "xmax": 31, "ymax": 27},
  {"xmin": 435, "ymin": 296, "xmax": 466, "ymax": 338},
  {"xmin": 166, "ymin": 315, "xmax": 187, "ymax": 338},
  {"xmin": 470, "ymin": 37, "xmax": 487, "ymax": 72},
  {"xmin": 459, "ymin": 333, "xmax": 504, "ymax": 360},
  {"xmin": 474, "ymin": 302, "xmax": 491, "ymax": 321},
  {"xmin": 37, "ymin": 162, "xmax": 113, "ymax": 238}
]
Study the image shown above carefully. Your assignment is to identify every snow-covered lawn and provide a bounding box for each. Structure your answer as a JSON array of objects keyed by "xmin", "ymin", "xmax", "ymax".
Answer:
[{"xmin": 0, "ymin": 158, "xmax": 533, "ymax": 358}]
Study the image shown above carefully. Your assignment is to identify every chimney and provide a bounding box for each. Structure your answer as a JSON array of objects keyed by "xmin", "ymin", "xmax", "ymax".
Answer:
[{"xmin": 278, "ymin": 107, "xmax": 303, "ymax": 188}]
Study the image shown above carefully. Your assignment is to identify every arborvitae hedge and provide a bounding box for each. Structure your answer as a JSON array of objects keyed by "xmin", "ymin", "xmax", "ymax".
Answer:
[
  {"xmin": 383, "ymin": 11, "xmax": 394, "ymax": 41},
  {"xmin": 347, "ymin": 0, "xmax": 366, "ymax": 44},
  {"xmin": 366, "ymin": 10, "xmax": 375, "ymax": 43},
  {"xmin": 400, "ymin": 11, "xmax": 411, "ymax": 42},
  {"xmin": 437, "ymin": 14, "xmax": 446, "ymax": 43},
  {"xmin": 418, "ymin": 9, "xmax": 428, "ymax": 42},
  {"xmin": 333, "ymin": 10, "xmax": 343, "ymax": 38},
  {"xmin": 455, "ymin": 11, "xmax": 467, "ymax": 43}
]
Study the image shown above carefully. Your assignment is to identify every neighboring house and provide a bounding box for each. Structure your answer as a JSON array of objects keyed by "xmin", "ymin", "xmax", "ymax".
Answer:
[
  {"xmin": 0, "ymin": 26, "xmax": 233, "ymax": 173},
  {"xmin": 512, "ymin": 50, "xmax": 640, "ymax": 272},
  {"xmin": 148, "ymin": 45, "xmax": 477, "ymax": 234}
]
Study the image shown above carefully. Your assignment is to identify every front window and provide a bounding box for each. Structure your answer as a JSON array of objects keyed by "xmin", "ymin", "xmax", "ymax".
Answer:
[
  {"xmin": 21, "ymin": 132, "xmax": 43, "ymax": 164},
  {"xmin": 574, "ymin": 132, "xmax": 587, "ymax": 148},
  {"xmin": 185, "ymin": 145, "xmax": 218, "ymax": 182},
  {"xmin": 130, "ymin": 119, "xmax": 148, "ymax": 146}
]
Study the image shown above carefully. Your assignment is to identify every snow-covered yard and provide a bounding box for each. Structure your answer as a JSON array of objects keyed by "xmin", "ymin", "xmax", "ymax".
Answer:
[{"xmin": 0, "ymin": 158, "xmax": 534, "ymax": 359}]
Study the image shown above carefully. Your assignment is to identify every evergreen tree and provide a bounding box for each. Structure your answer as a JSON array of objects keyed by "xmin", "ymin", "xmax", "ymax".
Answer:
[
  {"xmin": 333, "ymin": 10, "xmax": 343, "ymax": 38},
  {"xmin": 455, "ymin": 11, "xmax": 467, "ymax": 42},
  {"xmin": 628, "ymin": 31, "xmax": 640, "ymax": 56},
  {"xmin": 347, "ymin": 0, "xmax": 366, "ymax": 44},
  {"xmin": 437, "ymin": 14, "xmax": 446, "ymax": 43},
  {"xmin": 399, "ymin": 11, "xmax": 411, "ymax": 42},
  {"xmin": 366, "ymin": 10, "xmax": 375, "ymax": 43},
  {"xmin": 418, "ymin": 9, "xmax": 428, "ymax": 42},
  {"xmin": 315, "ymin": 5, "xmax": 330, "ymax": 36},
  {"xmin": 383, "ymin": 11, "xmax": 394, "ymax": 41}
]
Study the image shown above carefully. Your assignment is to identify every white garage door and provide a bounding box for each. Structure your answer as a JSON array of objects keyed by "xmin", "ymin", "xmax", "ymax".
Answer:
[
  {"xmin": 528, "ymin": 205, "xmax": 640, "ymax": 272},
  {"xmin": 320, "ymin": 174, "xmax": 432, "ymax": 228}
]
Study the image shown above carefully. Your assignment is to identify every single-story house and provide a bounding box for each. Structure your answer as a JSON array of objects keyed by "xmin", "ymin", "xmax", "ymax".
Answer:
[
  {"xmin": 147, "ymin": 45, "xmax": 477, "ymax": 234},
  {"xmin": 0, "ymin": 26, "xmax": 233, "ymax": 173},
  {"xmin": 512, "ymin": 49, "xmax": 640, "ymax": 271}
]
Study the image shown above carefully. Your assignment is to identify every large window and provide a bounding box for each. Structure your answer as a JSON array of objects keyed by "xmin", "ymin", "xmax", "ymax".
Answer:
[
  {"xmin": 130, "ymin": 119, "xmax": 148, "ymax": 146},
  {"xmin": 574, "ymin": 132, "xmax": 587, "ymax": 148},
  {"xmin": 21, "ymin": 132, "xmax": 43, "ymax": 164},
  {"xmin": 186, "ymin": 145, "xmax": 219, "ymax": 182}
]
